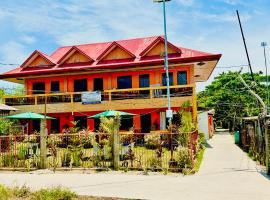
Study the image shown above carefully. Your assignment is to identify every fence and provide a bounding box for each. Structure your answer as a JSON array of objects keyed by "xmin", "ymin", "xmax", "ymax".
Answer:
[{"xmin": 0, "ymin": 131, "xmax": 199, "ymax": 171}]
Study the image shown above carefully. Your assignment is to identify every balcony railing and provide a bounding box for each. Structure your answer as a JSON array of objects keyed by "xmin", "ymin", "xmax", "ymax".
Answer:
[{"xmin": 3, "ymin": 84, "xmax": 195, "ymax": 106}]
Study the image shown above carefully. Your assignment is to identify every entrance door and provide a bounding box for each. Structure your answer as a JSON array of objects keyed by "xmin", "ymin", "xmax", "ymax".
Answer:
[
  {"xmin": 32, "ymin": 120, "xmax": 41, "ymax": 133},
  {"xmin": 140, "ymin": 114, "xmax": 151, "ymax": 133},
  {"xmin": 120, "ymin": 117, "xmax": 133, "ymax": 131},
  {"xmin": 51, "ymin": 117, "xmax": 60, "ymax": 134}
]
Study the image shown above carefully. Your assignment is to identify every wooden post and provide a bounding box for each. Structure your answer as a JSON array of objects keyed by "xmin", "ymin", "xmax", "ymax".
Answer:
[
  {"xmin": 192, "ymin": 85, "xmax": 197, "ymax": 123},
  {"xmin": 265, "ymin": 122, "xmax": 270, "ymax": 175},
  {"xmin": 40, "ymin": 119, "xmax": 47, "ymax": 169},
  {"xmin": 113, "ymin": 117, "xmax": 120, "ymax": 170}
]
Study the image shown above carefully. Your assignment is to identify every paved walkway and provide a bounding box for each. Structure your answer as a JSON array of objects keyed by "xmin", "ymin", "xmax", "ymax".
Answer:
[{"xmin": 0, "ymin": 132, "xmax": 270, "ymax": 200}]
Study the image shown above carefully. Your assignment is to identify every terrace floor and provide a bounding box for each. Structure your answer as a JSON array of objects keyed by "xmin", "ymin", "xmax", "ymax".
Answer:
[{"xmin": 0, "ymin": 131, "xmax": 270, "ymax": 200}]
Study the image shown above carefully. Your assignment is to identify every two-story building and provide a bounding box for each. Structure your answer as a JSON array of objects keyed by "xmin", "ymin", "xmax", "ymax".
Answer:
[{"xmin": 0, "ymin": 36, "xmax": 221, "ymax": 134}]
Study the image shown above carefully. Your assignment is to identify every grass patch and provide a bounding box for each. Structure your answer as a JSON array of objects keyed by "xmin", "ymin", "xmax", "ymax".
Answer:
[
  {"xmin": 31, "ymin": 186, "xmax": 77, "ymax": 200},
  {"xmin": 0, "ymin": 184, "xmax": 12, "ymax": 200},
  {"xmin": 0, "ymin": 185, "xmax": 77, "ymax": 200},
  {"xmin": 194, "ymin": 148, "xmax": 205, "ymax": 172}
]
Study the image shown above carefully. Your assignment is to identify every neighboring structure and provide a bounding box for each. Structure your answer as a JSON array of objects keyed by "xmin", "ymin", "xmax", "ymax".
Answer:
[
  {"xmin": 0, "ymin": 103, "xmax": 17, "ymax": 116},
  {"xmin": 0, "ymin": 36, "xmax": 221, "ymax": 134},
  {"xmin": 198, "ymin": 109, "xmax": 215, "ymax": 140}
]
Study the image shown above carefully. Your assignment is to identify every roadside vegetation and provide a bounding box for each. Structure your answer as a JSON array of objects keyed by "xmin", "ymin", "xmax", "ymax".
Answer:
[
  {"xmin": 198, "ymin": 72, "xmax": 268, "ymax": 130},
  {"xmin": 0, "ymin": 185, "xmax": 131, "ymax": 200}
]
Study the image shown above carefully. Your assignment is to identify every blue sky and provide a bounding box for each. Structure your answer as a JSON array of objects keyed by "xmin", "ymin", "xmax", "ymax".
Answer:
[{"xmin": 0, "ymin": 0, "xmax": 270, "ymax": 91}]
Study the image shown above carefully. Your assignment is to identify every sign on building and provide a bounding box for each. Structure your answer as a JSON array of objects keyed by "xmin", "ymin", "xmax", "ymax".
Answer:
[{"xmin": 81, "ymin": 91, "xmax": 102, "ymax": 104}]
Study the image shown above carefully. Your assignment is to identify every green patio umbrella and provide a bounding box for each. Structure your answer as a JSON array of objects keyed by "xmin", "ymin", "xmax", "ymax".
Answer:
[
  {"xmin": 4, "ymin": 112, "xmax": 55, "ymax": 120},
  {"xmin": 88, "ymin": 110, "xmax": 135, "ymax": 119}
]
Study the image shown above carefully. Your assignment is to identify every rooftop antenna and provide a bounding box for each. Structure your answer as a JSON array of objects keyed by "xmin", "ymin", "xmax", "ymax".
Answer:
[{"xmin": 236, "ymin": 10, "xmax": 255, "ymax": 81}]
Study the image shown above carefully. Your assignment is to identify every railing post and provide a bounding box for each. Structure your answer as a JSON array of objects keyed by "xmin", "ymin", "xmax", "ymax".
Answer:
[
  {"xmin": 34, "ymin": 96, "xmax": 37, "ymax": 105},
  {"xmin": 109, "ymin": 92, "xmax": 112, "ymax": 101},
  {"xmin": 71, "ymin": 93, "xmax": 74, "ymax": 103},
  {"xmin": 192, "ymin": 85, "xmax": 197, "ymax": 123},
  {"xmin": 150, "ymin": 89, "xmax": 153, "ymax": 99}
]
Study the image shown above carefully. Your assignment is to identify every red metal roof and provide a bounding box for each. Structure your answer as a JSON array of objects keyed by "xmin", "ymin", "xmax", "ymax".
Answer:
[{"xmin": 0, "ymin": 36, "xmax": 221, "ymax": 79}]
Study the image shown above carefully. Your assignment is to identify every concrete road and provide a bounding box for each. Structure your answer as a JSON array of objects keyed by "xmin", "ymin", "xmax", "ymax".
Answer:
[{"xmin": 0, "ymin": 132, "xmax": 270, "ymax": 200}]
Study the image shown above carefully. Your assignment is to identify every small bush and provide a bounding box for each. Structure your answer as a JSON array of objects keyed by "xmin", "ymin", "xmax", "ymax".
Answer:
[
  {"xmin": 12, "ymin": 185, "xmax": 31, "ymax": 198},
  {"xmin": 177, "ymin": 147, "xmax": 193, "ymax": 170},
  {"xmin": 144, "ymin": 134, "xmax": 160, "ymax": 149},
  {"xmin": 31, "ymin": 186, "xmax": 77, "ymax": 200},
  {"xmin": 198, "ymin": 132, "xmax": 206, "ymax": 150},
  {"xmin": 0, "ymin": 185, "xmax": 12, "ymax": 200}
]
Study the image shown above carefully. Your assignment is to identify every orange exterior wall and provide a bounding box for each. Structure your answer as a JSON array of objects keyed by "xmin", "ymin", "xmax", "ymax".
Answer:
[{"xmin": 25, "ymin": 65, "xmax": 192, "ymax": 94}]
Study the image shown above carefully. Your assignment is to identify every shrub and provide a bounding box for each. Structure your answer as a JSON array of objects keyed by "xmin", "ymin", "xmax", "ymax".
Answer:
[
  {"xmin": 61, "ymin": 150, "xmax": 71, "ymax": 167},
  {"xmin": 1, "ymin": 154, "xmax": 15, "ymax": 167},
  {"xmin": 82, "ymin": 135, "xmax": 93, "ymax": 149},
  {"xmin": 144, "ymin": 134, "xmax": 160, "ymax": 149},
  {"xmin": 198, "ymin": 132, "xmax": 206, "ymax": 150},
  {"xmin": 176, "ymin": 147, "xmax": 193, "ymax": 170},
  {"xmin": 12, "ymin": 185, "xmax": 31, "ymax": 198},
  {"xmin": 31, "ymin": 186, "xmax": 77, "ymax": 200},
  {"xmin": 148, "ymin": 157, "xmax": 162, "ymax": 171},
  {"xmin": 0, "ymin": 184, "xmax": 12, "ymax": 200}
]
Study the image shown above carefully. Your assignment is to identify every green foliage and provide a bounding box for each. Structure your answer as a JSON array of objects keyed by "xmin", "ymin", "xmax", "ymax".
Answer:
[
  {"xmin": 12, "ymin": 185, "xmax": 31, "ymax": 198},
  {"xmin": 194, "ymin": 148, "xmax": 205, "ymax": 172},
  {"xmin": 198, "ymin": 132, "xmax": 206, "ymax": 150},
  {"xmin": 99, "ymin": 115, "xmax": 121, "ymax": 134},
  {"xmin": 0, "ymin": 185, "xmax": 76, "ymax": 200},
  {"xmin": 0, "ymin": 185, "xmax": 12, "ymax": 200},
  {"xmin": 198, "ymin": 72, "xmax": 267, "ymax": 129},
  {"xmin": 144, "ymin": 134, "xmax": 160, "ymax": 149},
  {"xmin": 176, "ymin": 147, "xmax": 193, "ymax": 170},
  {"xmin": 1, "ymin": 154, "xmax": 15, "ymax": 167},
  {"xmin": 181, "ymin": 100, "xmax": 191, "ymax": 108},
  {"xmin": 148, "ymin": 157, "xmax": 162, "ymax": 171},
  {"xmin": 178, "ymin": 111, "xmax": 195, "ymax": 133},
  {"xmin": 30, "ymin": 186, "xmax": 77, "ymax": 200},
  {"xmin": 0, "ymin": 119, "xmax": 14, "ymax": 136}
]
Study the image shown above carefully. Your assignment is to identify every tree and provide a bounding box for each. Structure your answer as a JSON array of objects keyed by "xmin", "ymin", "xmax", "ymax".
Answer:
[{"xmin": 198, "ymin": 71, "xmax": 268, "ymax": 130}]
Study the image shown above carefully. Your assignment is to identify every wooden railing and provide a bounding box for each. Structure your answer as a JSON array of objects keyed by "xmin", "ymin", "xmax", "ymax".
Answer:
[{"xmin": 3, "ymin": 84, "xmax": 195, "ymax": 106}]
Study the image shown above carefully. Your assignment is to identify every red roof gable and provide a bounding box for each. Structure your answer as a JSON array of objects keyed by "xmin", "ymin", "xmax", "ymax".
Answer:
[
  {"xmin": 57, "ymin": 46, "xmax": 94, "ymax": 64},
  {"xmin": 20, "ymin": 50, "xmax": 56, "ymax": 68}
]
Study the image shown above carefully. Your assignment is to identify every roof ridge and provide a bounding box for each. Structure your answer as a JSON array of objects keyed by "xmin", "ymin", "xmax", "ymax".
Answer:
[{"xmin": 51, "ymin": 35, "xmax": 161, "ymax": 53}]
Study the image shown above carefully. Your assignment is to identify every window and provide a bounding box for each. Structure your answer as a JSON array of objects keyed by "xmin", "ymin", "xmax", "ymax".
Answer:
[
  {"xmin": 177, "ymin": 71, "xmax": 187, "ymax": 85},
  {"xmin": 162, "ymin": 73, "xmax": 173, "ymax": 86},
  {"xmin": 32, "ymin": 82, "xmax": 45, "ymax": 94},
  {"xmin": 51, "ymin": 81, "xmax": 60, "ymax": 93},
  {"xmin": 117, "ymin": 76, "xmax": 132, "ymax": 89},
  {"xmin": 74, "ymin": 79, "xmax": 87, "ymax": 92},
  {"xmin": 139, "ymin": 74, "xmax": 150, "ymax": 88}
]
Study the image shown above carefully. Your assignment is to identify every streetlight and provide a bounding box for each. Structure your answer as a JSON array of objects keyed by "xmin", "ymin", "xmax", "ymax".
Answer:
[
  {"xmin": 153, "ymin": 0, "xmax": 172, "ymax": 123},
  {"xmin": 261, "ymin": 42, "xmax": 269, "ymax": 114}
]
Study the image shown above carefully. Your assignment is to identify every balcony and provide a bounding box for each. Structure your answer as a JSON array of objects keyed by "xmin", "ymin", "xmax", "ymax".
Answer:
[{"xmin": 3, "ymin": 84, "xmax": 195, "ymax": 113}]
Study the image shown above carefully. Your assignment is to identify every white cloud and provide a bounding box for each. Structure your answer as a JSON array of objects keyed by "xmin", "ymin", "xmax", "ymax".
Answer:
[
  {"xmin": 0, "ymin": 41, "xmax": 29, "ymax": 65},
  {"xmin": 20, "ymin": 35, "xmax": 36, "ymax": 44},
  {"xmin": 176, "ymin": 0, "xmax": 194, "ymax": 6}
]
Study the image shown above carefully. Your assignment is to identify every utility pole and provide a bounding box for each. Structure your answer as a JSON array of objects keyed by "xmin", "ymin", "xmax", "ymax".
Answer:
[
  {"xmin": 154, "ymin": 0, "xmax": 172, "ymax": 123},
  {"xmin": 236, "ymin": 10, "xmax": 255, "ymax": 81},
  {"xmin": 261, "ymin": 42, "xmax": 269, "ymax": 113}
]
